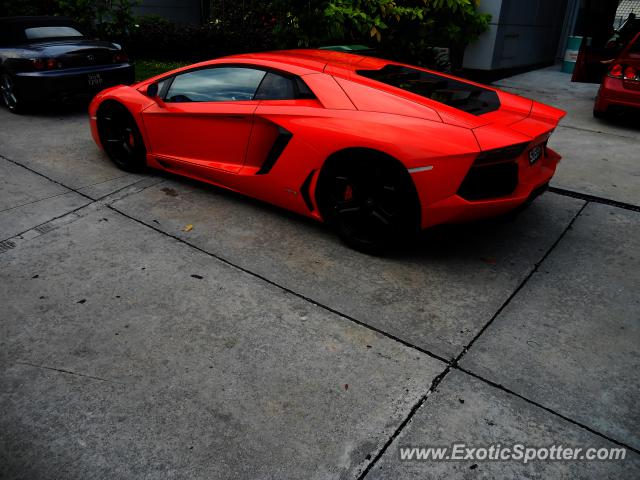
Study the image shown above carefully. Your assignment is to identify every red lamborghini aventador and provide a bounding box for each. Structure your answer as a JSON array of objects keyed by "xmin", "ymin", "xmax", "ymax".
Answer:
[{"xmin": 89, "ymin": 49, "xmax": 565, "ymax": 252}]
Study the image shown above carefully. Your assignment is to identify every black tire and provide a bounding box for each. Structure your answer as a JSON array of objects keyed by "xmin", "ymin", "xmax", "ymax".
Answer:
[
  {"xmin": 1, "ymin": 73, "xmax": 24, "ymax": 113},
  {"xmin": 593, "ymin": 108, "xmax": 607, "ymax": 119},
  {"xmin": 316, "ymin": 152, "xmax": 420, "ymax": 254},
  {"xmin": 97, "ymin": 102, "xmax": 147, "ymax": 172}
]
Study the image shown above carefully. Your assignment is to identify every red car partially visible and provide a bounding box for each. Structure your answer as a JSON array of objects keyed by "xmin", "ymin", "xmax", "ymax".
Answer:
[{"xmin": 594, "ymin": 32, "xmax": 640, "ymax": 118}]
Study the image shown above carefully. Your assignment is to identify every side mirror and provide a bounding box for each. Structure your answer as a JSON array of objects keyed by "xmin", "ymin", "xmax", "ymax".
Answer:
[
  {"xmin": 146, "ymin": 82, "xmax": 165, "ymax": 107},
  {"xmin": 146, "ymin": 82, "xmax": 159, "ymax": 98}
]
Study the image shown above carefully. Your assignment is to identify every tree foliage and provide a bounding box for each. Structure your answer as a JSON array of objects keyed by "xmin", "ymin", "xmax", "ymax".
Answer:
[
  {"xmin": 55, "ymin": 0, "xmax": 137, "ymax": 38},
  {"xmin": 212, "ymin": 0, "xmax": 490, "ymax": 65},
  {"xmin": 2, "ymin": 0, "xmax": 490, "ymax": 68}
]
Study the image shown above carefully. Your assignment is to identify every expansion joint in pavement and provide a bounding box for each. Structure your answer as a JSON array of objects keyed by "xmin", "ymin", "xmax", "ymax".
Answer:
[
  {"xmin": 3, "ymin": 152, "xmax": 636, "ymax": 471},
  {"xmin": 451, "ymin": 201, "xmax": 588, "ymax": 366},
  {"xmin": 357, "ymin": 201, "xmax": 596, "ymax": 477},
  {"xmin": 0, "ymin": 154, "xmax": 164, "ymax": 244},
  {"xmin": 105, "ymin": 203, "xmax": 452, "ymax": 367},
  {"xmin": 355, "ymin": 365, "xmax": 452, "ymax": 480},
  {"xmin": 457, "ymin": 366, "xmax": 640, "ymax": 456},
  {"xmin": 0, "ymin": 153, "xmax": 93, "ymax": 200},
  {"xmin": 549, "ymin": 186, "xmax": 640, "ymax": 212}
]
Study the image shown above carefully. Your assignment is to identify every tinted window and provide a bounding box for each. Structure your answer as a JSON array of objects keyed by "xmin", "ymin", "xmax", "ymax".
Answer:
[
  {"xmin": 254, "ymin": 73, "xmax": 317, "ymax": 100},
  {"xmin": 254, "ymin": 72, "xmax": 295, "ymax": 100},
  {"xmin": 24, "ymin": 26, "xmax": 83, "ymax": 40},
  {"xmin": 165, "ymin": 67, "xmax": 266, "ymax": 103},
  {"xmin": 357, "ymin": 64, "xmax": 500, "ymax": 115},
  {"xmin": 295, "ymin": 77, "xmax": 316, "ymax": 99}
]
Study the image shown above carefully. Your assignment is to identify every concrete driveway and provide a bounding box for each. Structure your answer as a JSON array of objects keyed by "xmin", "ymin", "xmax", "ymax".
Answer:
[{"xmin": 1, "ymin": 67, "xmax": 639, "ymax": 479}]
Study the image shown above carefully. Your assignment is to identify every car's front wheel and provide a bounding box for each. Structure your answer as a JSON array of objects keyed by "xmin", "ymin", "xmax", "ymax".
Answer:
[
  {"xmin": 0, "ymin": 73, "xmax": 23, "ymax": 113},
  {"xmin": 316, "ymin": 152, "xmax": 420, "ymax": 254},
  {"xmin": 97, "ymin": 102, "xmax": 147, "ymax": 172}
]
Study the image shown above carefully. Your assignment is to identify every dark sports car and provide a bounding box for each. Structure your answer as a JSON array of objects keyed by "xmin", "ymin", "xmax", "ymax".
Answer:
[{"xmin": 0, "ymin": 16, "xmax": 134, "ymax": 113}]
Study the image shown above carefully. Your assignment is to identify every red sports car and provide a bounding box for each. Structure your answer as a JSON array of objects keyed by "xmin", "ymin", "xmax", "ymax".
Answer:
[
  {"xmin": 594, "ymin": 32, "xmax": 640, "ymax": 118},
  {"xmin": 89, "ymin": 49, "xmax": 565, "ymax": 252}
]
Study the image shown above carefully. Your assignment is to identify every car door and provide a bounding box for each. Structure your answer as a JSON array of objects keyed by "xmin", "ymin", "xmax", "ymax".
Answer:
[{"xmin": 141, "ymin": 66, "xmax": 266, "ymax": 173}]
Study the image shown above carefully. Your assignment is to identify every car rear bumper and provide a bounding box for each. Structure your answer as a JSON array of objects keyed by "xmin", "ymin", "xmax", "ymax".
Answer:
[
  {"xmin": 14, "ymin": 63, "xmax": 135, "ymax": 103},
  {"xmin": 415, "ymin": 146, "xmax": 561, "ymax": 229},
  {"xmin": 594, "ymin": 76, "xmax": 640, "ymax": 112}
]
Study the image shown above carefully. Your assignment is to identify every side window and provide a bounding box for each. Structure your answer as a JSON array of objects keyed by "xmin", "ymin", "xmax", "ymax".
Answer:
[
  {"xmin": 254, "ymin": 72, "xmax": 317, "ymax": 100},
  {"xmin": 295, "ymin": 77, "xmax": 316, "ymax": 99},
  {"xmin": 165, "ymin": 67, "xmax": 266, "ymax": 103},
  {"xmin": 254, "ymin": 72, "xmax": 295, "ymax": 100}
]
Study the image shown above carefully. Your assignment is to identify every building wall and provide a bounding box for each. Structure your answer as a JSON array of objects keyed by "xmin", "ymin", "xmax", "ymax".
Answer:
[
  {"xmin": 615, "ymin": 0, "xmax": 640, "ymax": 28},
  {"xmin": 464, "ymin": 0, "xmax": 570, "ymax": 70},
  {"xmin": 134, "ymin": 0, "xmax": 202, "ymax": 24}
]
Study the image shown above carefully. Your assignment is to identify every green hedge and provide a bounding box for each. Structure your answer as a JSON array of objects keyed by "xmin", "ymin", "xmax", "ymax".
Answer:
[{"xmin": 2, "ymin": 1, "xmax": 490, "ymax": 69}]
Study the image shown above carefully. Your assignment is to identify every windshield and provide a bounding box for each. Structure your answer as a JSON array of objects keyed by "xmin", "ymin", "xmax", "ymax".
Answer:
[
  {"xmin": 357, "ymin": 64, "xmax": 500, "ymax": 115},
  {"xmin": 24, "ymin": 26, "xmax": 83, "ymax": 40}
]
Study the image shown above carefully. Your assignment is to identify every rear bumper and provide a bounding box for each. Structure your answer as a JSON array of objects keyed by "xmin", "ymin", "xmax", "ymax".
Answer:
[
  {"xmin": 14, "ymin": 63, "xmax": 135, "ymax": 103},
  {"xmin": 594, "ymin": 76, "xmax": 640, "ymax": 112},
  {"xmin": 416, "ymin": 146, "xmax": 561, "ymax": 229}
]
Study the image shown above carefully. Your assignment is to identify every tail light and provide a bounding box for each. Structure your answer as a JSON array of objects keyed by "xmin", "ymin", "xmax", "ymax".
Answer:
[
  {"xmin": 473, "ymin": 143, "xmax": 529, "ymax": 166},
  {"xmin": 608, "ymin": 64, "xmax": 639, "ymax": 81},
  {"xmin": 32, "ymin": 58, "xmax": 46, "ymax": 70},
  {"xmin": 608, "ymin": 64, "xmax": 623, "ymax": 78},
  {"xmin": 624, "ymin": 66, "xmax": 638, "ymax": 81},
  {"xmin": 113, "ymin": 52, "xmax": 129, "ymax": 63},
  {"xmin": 31, "ymin": 58, "xmax": 61, "ymax": 70}
]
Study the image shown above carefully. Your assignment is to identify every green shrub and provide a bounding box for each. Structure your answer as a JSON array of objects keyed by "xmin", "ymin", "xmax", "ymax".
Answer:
[
  {"xmin": 40, "ymin": 0, "xmax": 137, "ymax": 41},
  {"xmin": 267, "ymin": 0, "xmax": 490, "ymax": 66},
  {"xmin": 127, "ymin": 12, "xmax": 273, "ymax": 62},
  {"xmin": 0, "ymin": 0, "xmax": 57, "ymax": 16}
]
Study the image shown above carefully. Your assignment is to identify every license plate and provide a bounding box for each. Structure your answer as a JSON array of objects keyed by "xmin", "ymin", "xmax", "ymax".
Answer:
[
  {"xmin": 528, "ymin": 144, "xmax": 543, "ymax": 165},
  {"xmin": 87, "ymin": 73, "xmax": 103, "ymax": 87}
]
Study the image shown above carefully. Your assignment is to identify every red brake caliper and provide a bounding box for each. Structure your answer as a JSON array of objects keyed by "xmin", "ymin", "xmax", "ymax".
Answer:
[{"xmin": 344, "ymin": 185, "xmax": 353, "ymax": 201}]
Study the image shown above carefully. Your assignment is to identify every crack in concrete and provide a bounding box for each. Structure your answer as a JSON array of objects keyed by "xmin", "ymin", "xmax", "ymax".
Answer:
[
  {"xmin": 557, "ymin": 123, "xmax": 639, "ymax": 140},
  {"xmin": 15, "ymin": 361, "xmax": 125, "ymax": 385}
]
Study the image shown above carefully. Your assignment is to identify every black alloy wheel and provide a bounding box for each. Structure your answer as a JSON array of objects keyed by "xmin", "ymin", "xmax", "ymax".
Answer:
[
  {"xmin": 97, "ymin": 103, "xmax": 147, "ymax": 172},
  {"xmin": 317, "ymin": 154, "xmax": 420, "ymax": 254}
]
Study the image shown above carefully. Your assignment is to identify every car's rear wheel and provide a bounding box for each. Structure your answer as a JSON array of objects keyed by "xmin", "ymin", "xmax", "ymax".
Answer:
[
  {"xmin": 316, "ymin": 152, "xmax": 420, "ymax": 254},
  {"xmin": 97, "ymin": 102, "xmax": 146, "ymax": 172},
  {"xmin": 1, "ymin": 73, "xmax": 23, "ymax": 113},
  {"xmin": 593, "ymin": 107, "xmax": 608, "ymax": 119}
]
